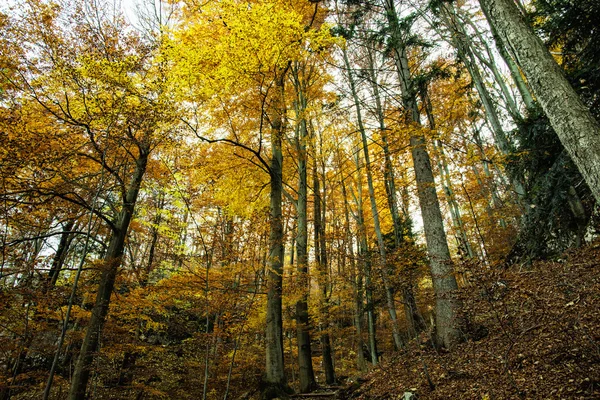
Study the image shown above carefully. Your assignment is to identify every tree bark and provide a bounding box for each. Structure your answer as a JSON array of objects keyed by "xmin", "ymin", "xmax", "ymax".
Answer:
[
  {"xmin": 421, "ymin": 86, "xmax": 475, "ymax": 260},
  {"xmin": 47, "ymin": 219, "xmax": 76, "ymax": 289},
  {"xmin": 343, "ymin": 45, "xmax": 404, "ymax": 350},
  {"xmin": 478, "ymin": 0, "xmax": 600, "ymax": 204},
  {"xmin": 366, "ymin": 45, "xmax": 425, "ymax": 338},
  {"xmin": 383, "ymin": 0, "xmax": 463, "ymax": 348},
  {"xmin": 339, "ymin": 168, "xmax": 367, "ymax": 372},
  {"xmin": 292, "ymin": 65, "xmax": 317, "ymax": 393},
  {"xmin": 313, "ymin": 157, "xmax": 335, "ymax": 385},
  {"xmin": 263, "ymin": 69, "xmax": 290, "ymax": 399},
  {"xmin": 352, "ymin": 150, "xmax": 379, "ymax": 365},
  {"xmin": 68, "ymin": 149, "xmax": 149, "ymax": 400}
]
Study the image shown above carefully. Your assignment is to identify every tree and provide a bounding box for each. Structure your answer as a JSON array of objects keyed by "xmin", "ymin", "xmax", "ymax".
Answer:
[
  {"xmin": 478, "ymin": 0, "xmax": 600, "ymax": 204},
  {"xmin": 290, "ymin": 62, "xmax": 317, "ymax": 393},
  {"xmin": 2, "ymin": 0, "xmax": 598, "ymax": 398},
  {"xmin": 312, "ymin": 127, "xmax": 336, "ymax": 384},
  {"xmin": 169, "ymin": 0, "xmax": 335, "ymax": 395},
  {"xmin": 363, "ymin": 40, "xmax": 425, "ymax": 338},
  {"xmin": 3, "ymin": 2, "xmax": 178, "ymax": 397},
  {"xmin": 382, "ymin": 0, "xmax": 464, "ymax": 348}
]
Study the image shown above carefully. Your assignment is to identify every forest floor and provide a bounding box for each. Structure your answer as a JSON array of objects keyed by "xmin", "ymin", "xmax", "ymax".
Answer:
[{"xmin": 307, "ymin": 240, "xmax": 600, "ymax": 400}]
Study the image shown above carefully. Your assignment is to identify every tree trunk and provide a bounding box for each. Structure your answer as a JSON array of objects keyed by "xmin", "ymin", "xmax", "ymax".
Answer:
[
  {"xmin": 313, "ymin": 158, "xmax": 335, "ymax": 385},
  {"xmin": 421, "ymin": 86, "xmax": 475, "ymax": 260},
  {"xmin": 292, "ymin": 65, "xmax": 317, "ymax": 393},
  {"xmin": 410, "ymin": 132, "xmax": 463, "ymax": 348},
  {"xmin": 352, "ymin": 150, "xmax": 379, "ymax": 365},
  {"xmin": 47, "ymin": 219, "xmax": 76, "ymax": 289},
  {"xmin": 339, "ymin": 169, "xmax": 367, "ymax": 372},
  {"xmin": 68, "ymin": 150, "xmax": 149, "ymax": 400},
  {"xmin": 343, "ymin": 46, "xmax": 403, "ymax": 351},
  {"xmin": 263, "ymin": 69, "xmax": 290, "ymax": 399},
  {"xmin": 383, "ymin": 0, "xmax": 464, "ymax": 348},
  {"xmin": 366, "ymin": 45, "xmax": 426, "ymax": 338},
  {"xmin": 479, "ymin": 0, "xmax": 600, "ymax": 204}
]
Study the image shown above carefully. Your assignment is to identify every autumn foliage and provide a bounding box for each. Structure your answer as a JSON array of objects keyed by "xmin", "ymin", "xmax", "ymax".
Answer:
[{"xmin": 0, "ymin": 0, "xmax": 599, "ymax": 399}]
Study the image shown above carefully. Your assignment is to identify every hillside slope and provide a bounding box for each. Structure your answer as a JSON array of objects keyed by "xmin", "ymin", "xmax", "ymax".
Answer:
[{"xmin": 347, "ymin": 241, "xmax": 600, "ymax": 399}]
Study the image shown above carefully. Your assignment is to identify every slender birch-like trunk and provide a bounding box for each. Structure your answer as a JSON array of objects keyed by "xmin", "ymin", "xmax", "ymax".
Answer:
[
  {"xmin": 365, "ymin": 44, "xmax": 425, "ymax": 337},
  {"xmin": 343, "ymin": 46, "xmax": 404, "ymax": 350}
]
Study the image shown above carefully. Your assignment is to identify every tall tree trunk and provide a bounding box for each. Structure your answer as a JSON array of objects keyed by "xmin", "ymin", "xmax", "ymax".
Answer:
[
  {"xmin": 343, "ymin": 46, "xmax": 403, "ymax": 350},
  {"xmin": 409, "ymin": 132, "xmax": 462, "ymax": 348},
  {"xmin": 292, "ymin": 65, "xmax": 317, "ymax": 393},
  {"xmin": 263, "ymin": 69, "xmax": 290, "ymax": 398},
  {"xmin": 421, "ymin": 86, "xmax": 475, "ymax": 260},
  {"xmin": 366, "ymin": 45, "xmax": 425, "ymax": 338},
  {"xmin": 313, "ymin": 157, "xmax": 335, "ymax": 385},
  {"xmin": 383, "ymin": 0, "xmax": 463, "ymax": 348},
  {"xmin": 68, "ymin": 149, "xmax": 149, "ymax": 400},
  {"xmin": 352, "ymin": 150, "xmax": 379, "ymax": 365},
  {"xmin": 478, "ymin": 0, "xmax": 600, "ymax": 204},
  {"xmin": 339, "ymin": 167, "xmax": 367, "ymax": 372}
]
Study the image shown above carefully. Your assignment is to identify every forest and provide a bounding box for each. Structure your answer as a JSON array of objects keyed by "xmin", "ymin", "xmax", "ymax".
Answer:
[{"xmin": 0, "ymin": 0, "xmax": 599, "ymax": 398}]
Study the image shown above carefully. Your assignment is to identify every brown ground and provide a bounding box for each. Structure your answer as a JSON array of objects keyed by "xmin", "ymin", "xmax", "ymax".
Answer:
[{"xmin": 331, "ymin": 241, "xmax": 600, "ymax": 400}]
